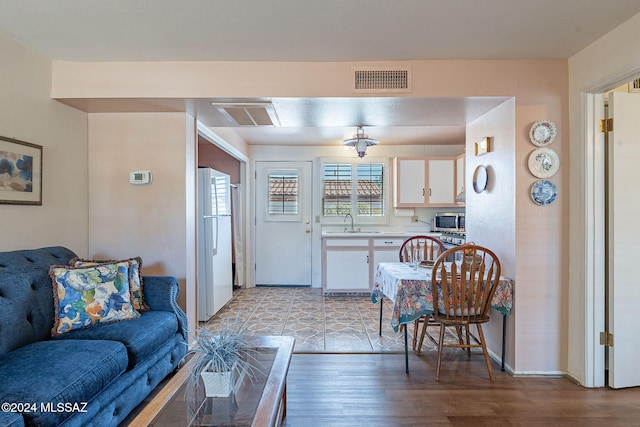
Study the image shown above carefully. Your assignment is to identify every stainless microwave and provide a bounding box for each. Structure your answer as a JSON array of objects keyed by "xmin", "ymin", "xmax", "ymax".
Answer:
[{"xmin": 432, "ymin": 212, "xmax": 465, "ymax": 232}]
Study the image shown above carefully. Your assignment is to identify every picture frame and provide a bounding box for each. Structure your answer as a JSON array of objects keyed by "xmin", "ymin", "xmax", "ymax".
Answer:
[
  {"xmin": 474, "ymin": 137, "xmax": 491, "ymax": 156},
  {"xmin": 0, "ymin": 136, "xmax": 43, "ymax": 205}
]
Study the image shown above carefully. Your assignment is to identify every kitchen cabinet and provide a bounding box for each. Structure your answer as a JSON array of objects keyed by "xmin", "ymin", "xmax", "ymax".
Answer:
[
  {"xmin": 393, "ymin": 157, "xmax": 457, "ymax": 207},
  {"xmin": 322, "ymin": 236, "xmax": 405, "ymax": 294},
  {"xmin": 456, "ymin": 153, "xmax": 465, "ymax": 204},
  {"xmin": 324, "ymin": 242, "xmax": 370, "ymax": 292}
]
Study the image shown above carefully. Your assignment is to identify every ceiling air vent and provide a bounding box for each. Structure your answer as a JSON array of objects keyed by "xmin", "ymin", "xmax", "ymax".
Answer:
[
  {"xmin": 211, "ymin": 102, "xmax": 280, "ymax": 126},
  {"xmin": 629, "ymin": 78, "xmax": 640, "ymax": 93},
  {"xmin": 352, "ymin": 67, "xmax": 412, "ymax": 93}
]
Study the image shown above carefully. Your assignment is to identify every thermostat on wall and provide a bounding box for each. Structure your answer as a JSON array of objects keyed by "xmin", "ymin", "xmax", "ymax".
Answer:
[{"xmin": 130, "ymin": 170, "xmax": 152, "ymax": 185}]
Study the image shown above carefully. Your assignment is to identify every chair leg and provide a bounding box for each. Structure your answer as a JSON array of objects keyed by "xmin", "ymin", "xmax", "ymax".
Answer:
[
  {"xmin": 475, "ymin": 324, "xmax": 494, "ymax": 381},
  {"xmin": 455, "ymin": 325, "xmax": 464, "ymax": 345},
  {"xmin": 412, "ymin": 319, "xmax": 419, "ymax": 351},
  {"xmin": 416, "ymin": 316, "xmax": 429, "ymax": 354},
  {"xmin": 465, "ymin": 325, "xmax": 471, "ymax": 356},
  {"xmin": 436, "ymin": 321, "xmax": 446, "ymax": 381}
]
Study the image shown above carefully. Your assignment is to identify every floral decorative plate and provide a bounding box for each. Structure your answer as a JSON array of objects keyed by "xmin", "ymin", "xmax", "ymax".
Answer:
[
  {"xmin": 528, "ymin": 147, "xmax": 559, "ymax": 178},
  {"xmin": 531, "ymin": 179, "xmax": 557, "ymax": 206},
  {"xmin": 529, "ymin": 120, "xmax": 557, "ymax": 146}
]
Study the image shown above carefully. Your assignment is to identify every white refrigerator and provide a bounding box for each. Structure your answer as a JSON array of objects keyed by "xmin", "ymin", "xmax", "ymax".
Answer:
[{"xmin": 197, "ymin": 167, "xmax": 233, "ymax": 322}]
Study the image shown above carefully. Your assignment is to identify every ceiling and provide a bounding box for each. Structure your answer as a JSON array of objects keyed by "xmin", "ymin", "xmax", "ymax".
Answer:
[{"xmin": 2, "ymin": 0, "xmax": 639, "ymax": 147}]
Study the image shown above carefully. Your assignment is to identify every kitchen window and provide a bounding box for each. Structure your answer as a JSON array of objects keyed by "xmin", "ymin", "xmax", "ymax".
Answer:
[{"xmin": 321, "ymin": 159, "xmax": 387, "ymax": 222}]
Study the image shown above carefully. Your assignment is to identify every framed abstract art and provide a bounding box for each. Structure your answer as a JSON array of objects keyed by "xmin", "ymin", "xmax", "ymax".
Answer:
[{"xmin": 0, "ymin": 135, "xmax": 42, "ymax": 205}]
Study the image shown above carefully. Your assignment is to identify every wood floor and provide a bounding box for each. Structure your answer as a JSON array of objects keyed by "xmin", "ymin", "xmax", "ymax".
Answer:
[
  {"xmin": 122, "ymin": 287, "xmax": 640, "ymax": 426},
  {"xmin": 281, "ymin": 352, "xmax": 640, "ymax": 426}
]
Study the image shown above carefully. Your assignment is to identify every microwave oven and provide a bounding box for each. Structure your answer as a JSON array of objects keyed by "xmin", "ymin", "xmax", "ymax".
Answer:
[{"xmin": 432, "ymin": 212, "xmax": 465, "ymax": 232}]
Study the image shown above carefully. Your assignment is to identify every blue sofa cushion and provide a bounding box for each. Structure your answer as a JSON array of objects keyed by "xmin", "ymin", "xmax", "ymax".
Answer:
[
  {"xmin": 54, "ymin": 310, "xmax": 180, "ymax": 370},
  {"xmin": 0, "ymin": 339, "xmax": 128, "ymax": 426},
  {"xmin": 0, "ymin": 246, "xmax": 76, "ymax": 355},
  {"xmin": 0, "ymin": 411, "xmax": 23, "ymax": 427}
]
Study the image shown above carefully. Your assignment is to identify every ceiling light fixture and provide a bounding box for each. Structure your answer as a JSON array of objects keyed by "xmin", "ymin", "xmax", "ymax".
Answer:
[{"xmin": 343, "ymin": 126, "xmax": 379, "ymax": 158}]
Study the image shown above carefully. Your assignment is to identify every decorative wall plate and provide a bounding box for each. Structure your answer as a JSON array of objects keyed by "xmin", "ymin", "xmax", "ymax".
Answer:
[
  {"xmin": 531, "ymin": 180, "xmax": 557, "ymax": 206},
  {"xmin": 473, "ymin": 165, "xmax": 488, "ymax": 193},
  {"xmin": 529, "ymin": 120, "xmax": 557, "ymax": 146},
  {"xmin": 528, "ymin": 147, "xmax": 559, "ymax": 178}
]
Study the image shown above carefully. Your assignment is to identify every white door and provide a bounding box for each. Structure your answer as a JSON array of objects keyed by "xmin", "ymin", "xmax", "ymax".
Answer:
[
  {"xmin": 608, "ymin": 92, "xmax": 640, "ymax": 388},
  {"xmin": 255, "ymin": 161, "xmax": 312, "ymax": 286}
]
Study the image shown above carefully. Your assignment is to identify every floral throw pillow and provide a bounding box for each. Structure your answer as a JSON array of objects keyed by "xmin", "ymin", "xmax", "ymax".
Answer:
[
  {"xmin": 50, "ymin": 261, "xmax": 140, "ymax": 336},
  {"xmin": 70, "ymin": 257, "xmax": 149, "ymax": 311}
]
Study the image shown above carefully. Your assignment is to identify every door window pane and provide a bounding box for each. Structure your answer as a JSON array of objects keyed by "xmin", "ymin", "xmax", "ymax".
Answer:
[{"xmin": 268, "ymin": 173, "xmax": 299, "ymax": 215}]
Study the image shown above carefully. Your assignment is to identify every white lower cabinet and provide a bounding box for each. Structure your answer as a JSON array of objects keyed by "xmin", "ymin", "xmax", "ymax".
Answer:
[
  {"xmin": 322, "ymin": 237, "xmax": 404, "ymax": 294},
  {"xmin": 325, "ymin": 249, "xmax": 370, "ymax": 291}
]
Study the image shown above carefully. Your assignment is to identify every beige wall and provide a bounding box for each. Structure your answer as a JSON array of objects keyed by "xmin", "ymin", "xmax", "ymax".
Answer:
[
  {"xmin": 87, "ymin": 112, "xmax": 197, "ymax": 338},
  {"xmin": 568, "ymin": 11, "xmax": 640, "ymax": 386},
  {"xmin": 51, "ymin": 58, "xmax": 568, "ymax": 374},
  {"xmin": 0, "ymin": 31, "xmax": 88, "ymax": 254}
]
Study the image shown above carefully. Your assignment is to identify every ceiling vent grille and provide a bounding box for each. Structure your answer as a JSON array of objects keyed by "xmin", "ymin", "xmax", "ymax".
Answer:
[
  {"xmin": 211, "ymin": 102, "xmax": 280, "ymax": 126},
  {"xmin": 353, "ymin": 67, "xmax": 412, "ymax": 93},
  {"xmin": 629, "ymin": 78, "xmax": 640, "ymax": 93}
]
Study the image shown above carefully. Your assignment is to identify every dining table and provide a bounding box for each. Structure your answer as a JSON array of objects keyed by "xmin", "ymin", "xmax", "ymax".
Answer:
[{"xmin": 371, "ymin": 261, "xmax": 513, "ymax": 373}]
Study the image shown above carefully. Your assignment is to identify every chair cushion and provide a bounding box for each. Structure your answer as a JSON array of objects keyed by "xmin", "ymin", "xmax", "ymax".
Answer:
[
  {"xmin": 54, "ymin": 310, "xmax": 180, "ymax": 369},
  {"xmin": 49, "ymin": 261, "xmax": 140, "ymax": 336},
  {"xmin": 0, "ymin": 339, "xmax": 128, "ymax": 426}
]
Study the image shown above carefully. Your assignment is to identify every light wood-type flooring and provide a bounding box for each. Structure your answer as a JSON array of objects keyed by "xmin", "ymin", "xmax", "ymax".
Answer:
[{"xmin": 123, "ymin": 287, "xmax": 640, "ymax": 426}]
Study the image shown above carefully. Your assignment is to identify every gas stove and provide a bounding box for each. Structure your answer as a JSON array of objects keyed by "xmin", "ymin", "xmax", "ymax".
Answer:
[{"xmin": 440, "ymin": 231, "xmax": 466, "ymax": 246}]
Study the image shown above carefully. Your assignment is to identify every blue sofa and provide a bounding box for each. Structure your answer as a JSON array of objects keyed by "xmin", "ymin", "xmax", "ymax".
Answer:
[{"xmin": 0, "ymin": 247, "xmax": 188, "ymax": 427}]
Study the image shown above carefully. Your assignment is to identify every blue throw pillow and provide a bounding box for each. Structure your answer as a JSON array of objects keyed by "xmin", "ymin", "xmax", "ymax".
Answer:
[
  {"xmin": 50, "ymin": 261, "xmax": 140, "ymax": 336},
  {"xmin": 70, "ymin": 256, "xmax": 149, "ymax": 311}
]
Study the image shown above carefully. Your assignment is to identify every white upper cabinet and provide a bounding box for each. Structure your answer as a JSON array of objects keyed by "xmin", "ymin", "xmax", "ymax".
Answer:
[
  {"xmin": 456, "ymin": 153, "xmax": 465, "ymax": 205},
  {"xmin": 394, "ymin": 157, "xmax": 457, "ymax": 207}
]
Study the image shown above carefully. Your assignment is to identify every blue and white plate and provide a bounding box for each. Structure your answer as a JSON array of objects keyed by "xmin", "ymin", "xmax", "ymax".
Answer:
[{"xmin": 531, "ymin": 180, "xmax": 557, "ymax": 206}]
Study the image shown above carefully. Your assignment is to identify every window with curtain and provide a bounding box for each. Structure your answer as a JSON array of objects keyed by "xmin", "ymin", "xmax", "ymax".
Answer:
[{"xmin": 322, "ymin": 161, "xmax": 384, "ymax": 218}]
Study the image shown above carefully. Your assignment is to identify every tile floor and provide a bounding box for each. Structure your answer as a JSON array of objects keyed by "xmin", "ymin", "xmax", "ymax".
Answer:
[{"xmin": 203, "ymin": 287, "xmax": 457, "ymax": 353}]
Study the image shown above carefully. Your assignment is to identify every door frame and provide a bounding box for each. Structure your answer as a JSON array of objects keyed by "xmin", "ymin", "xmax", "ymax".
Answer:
[{"xmin": 581, "ymin": 73, "xmax": 640, "ymax": 387}]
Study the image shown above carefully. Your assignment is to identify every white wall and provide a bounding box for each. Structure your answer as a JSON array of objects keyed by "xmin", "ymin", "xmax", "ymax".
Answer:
[
  {"xmin": 466, "ymin": 98, "xmax": 516, "ymax": 366},
  {"xmin": 0, "ymin": 31, "xmax": 88, "ymax": 253},
  {"xmin": 87, "ymin": 112, "xmax": 198, "ymax": 338},
  {"xmin": 568, "ymin": 11, "xmax": 640, "ymax": 386}
]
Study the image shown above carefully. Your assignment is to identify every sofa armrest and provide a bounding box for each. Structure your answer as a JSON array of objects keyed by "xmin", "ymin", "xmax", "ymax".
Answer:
[{"xmin": 141, "ymin": 276, "xmax": 188, "ymax": 340}]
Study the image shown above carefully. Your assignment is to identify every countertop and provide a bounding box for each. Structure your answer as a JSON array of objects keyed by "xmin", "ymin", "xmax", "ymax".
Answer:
[{"xmin": 321, "ymin": 230, "xmax": 441, "ymax": 238}]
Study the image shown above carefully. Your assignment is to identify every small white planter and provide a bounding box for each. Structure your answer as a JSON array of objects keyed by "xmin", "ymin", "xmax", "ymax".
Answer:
[{"xmin": 201, "ymin": 365, "xmax": 234, "ymax": 397}]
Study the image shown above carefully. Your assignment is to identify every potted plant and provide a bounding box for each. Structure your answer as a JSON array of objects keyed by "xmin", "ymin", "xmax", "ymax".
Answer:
[{"xmin": 189, "ymin": 315, "xmax": 256, "ymax": 398}]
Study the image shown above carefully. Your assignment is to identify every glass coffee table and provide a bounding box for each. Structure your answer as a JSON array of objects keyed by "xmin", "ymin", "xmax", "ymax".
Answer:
[{"xmin": 129, "ymin": 336, "xmax": 294, "ymax": 427}]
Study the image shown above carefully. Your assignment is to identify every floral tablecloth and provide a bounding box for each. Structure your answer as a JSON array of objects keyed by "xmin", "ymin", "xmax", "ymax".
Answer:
[{"xmin": 371, "ymin": 262, "xmax": 513, "ymax": 332}]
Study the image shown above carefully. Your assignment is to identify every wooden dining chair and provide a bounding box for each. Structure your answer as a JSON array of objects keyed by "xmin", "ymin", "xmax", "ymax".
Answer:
[
  {"xmin": 398, "ymin": 235, "xmax": 446, "ymax": 354},
  {"xmin": 430, "ymin": 243, "xmax": 501, "ymax": 381}
]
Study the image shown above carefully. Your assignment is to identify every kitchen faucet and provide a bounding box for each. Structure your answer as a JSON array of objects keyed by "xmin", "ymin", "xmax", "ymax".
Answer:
[{"xmin": 344, "ymin": 213, "xmax": 355, "ymax": 232}]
